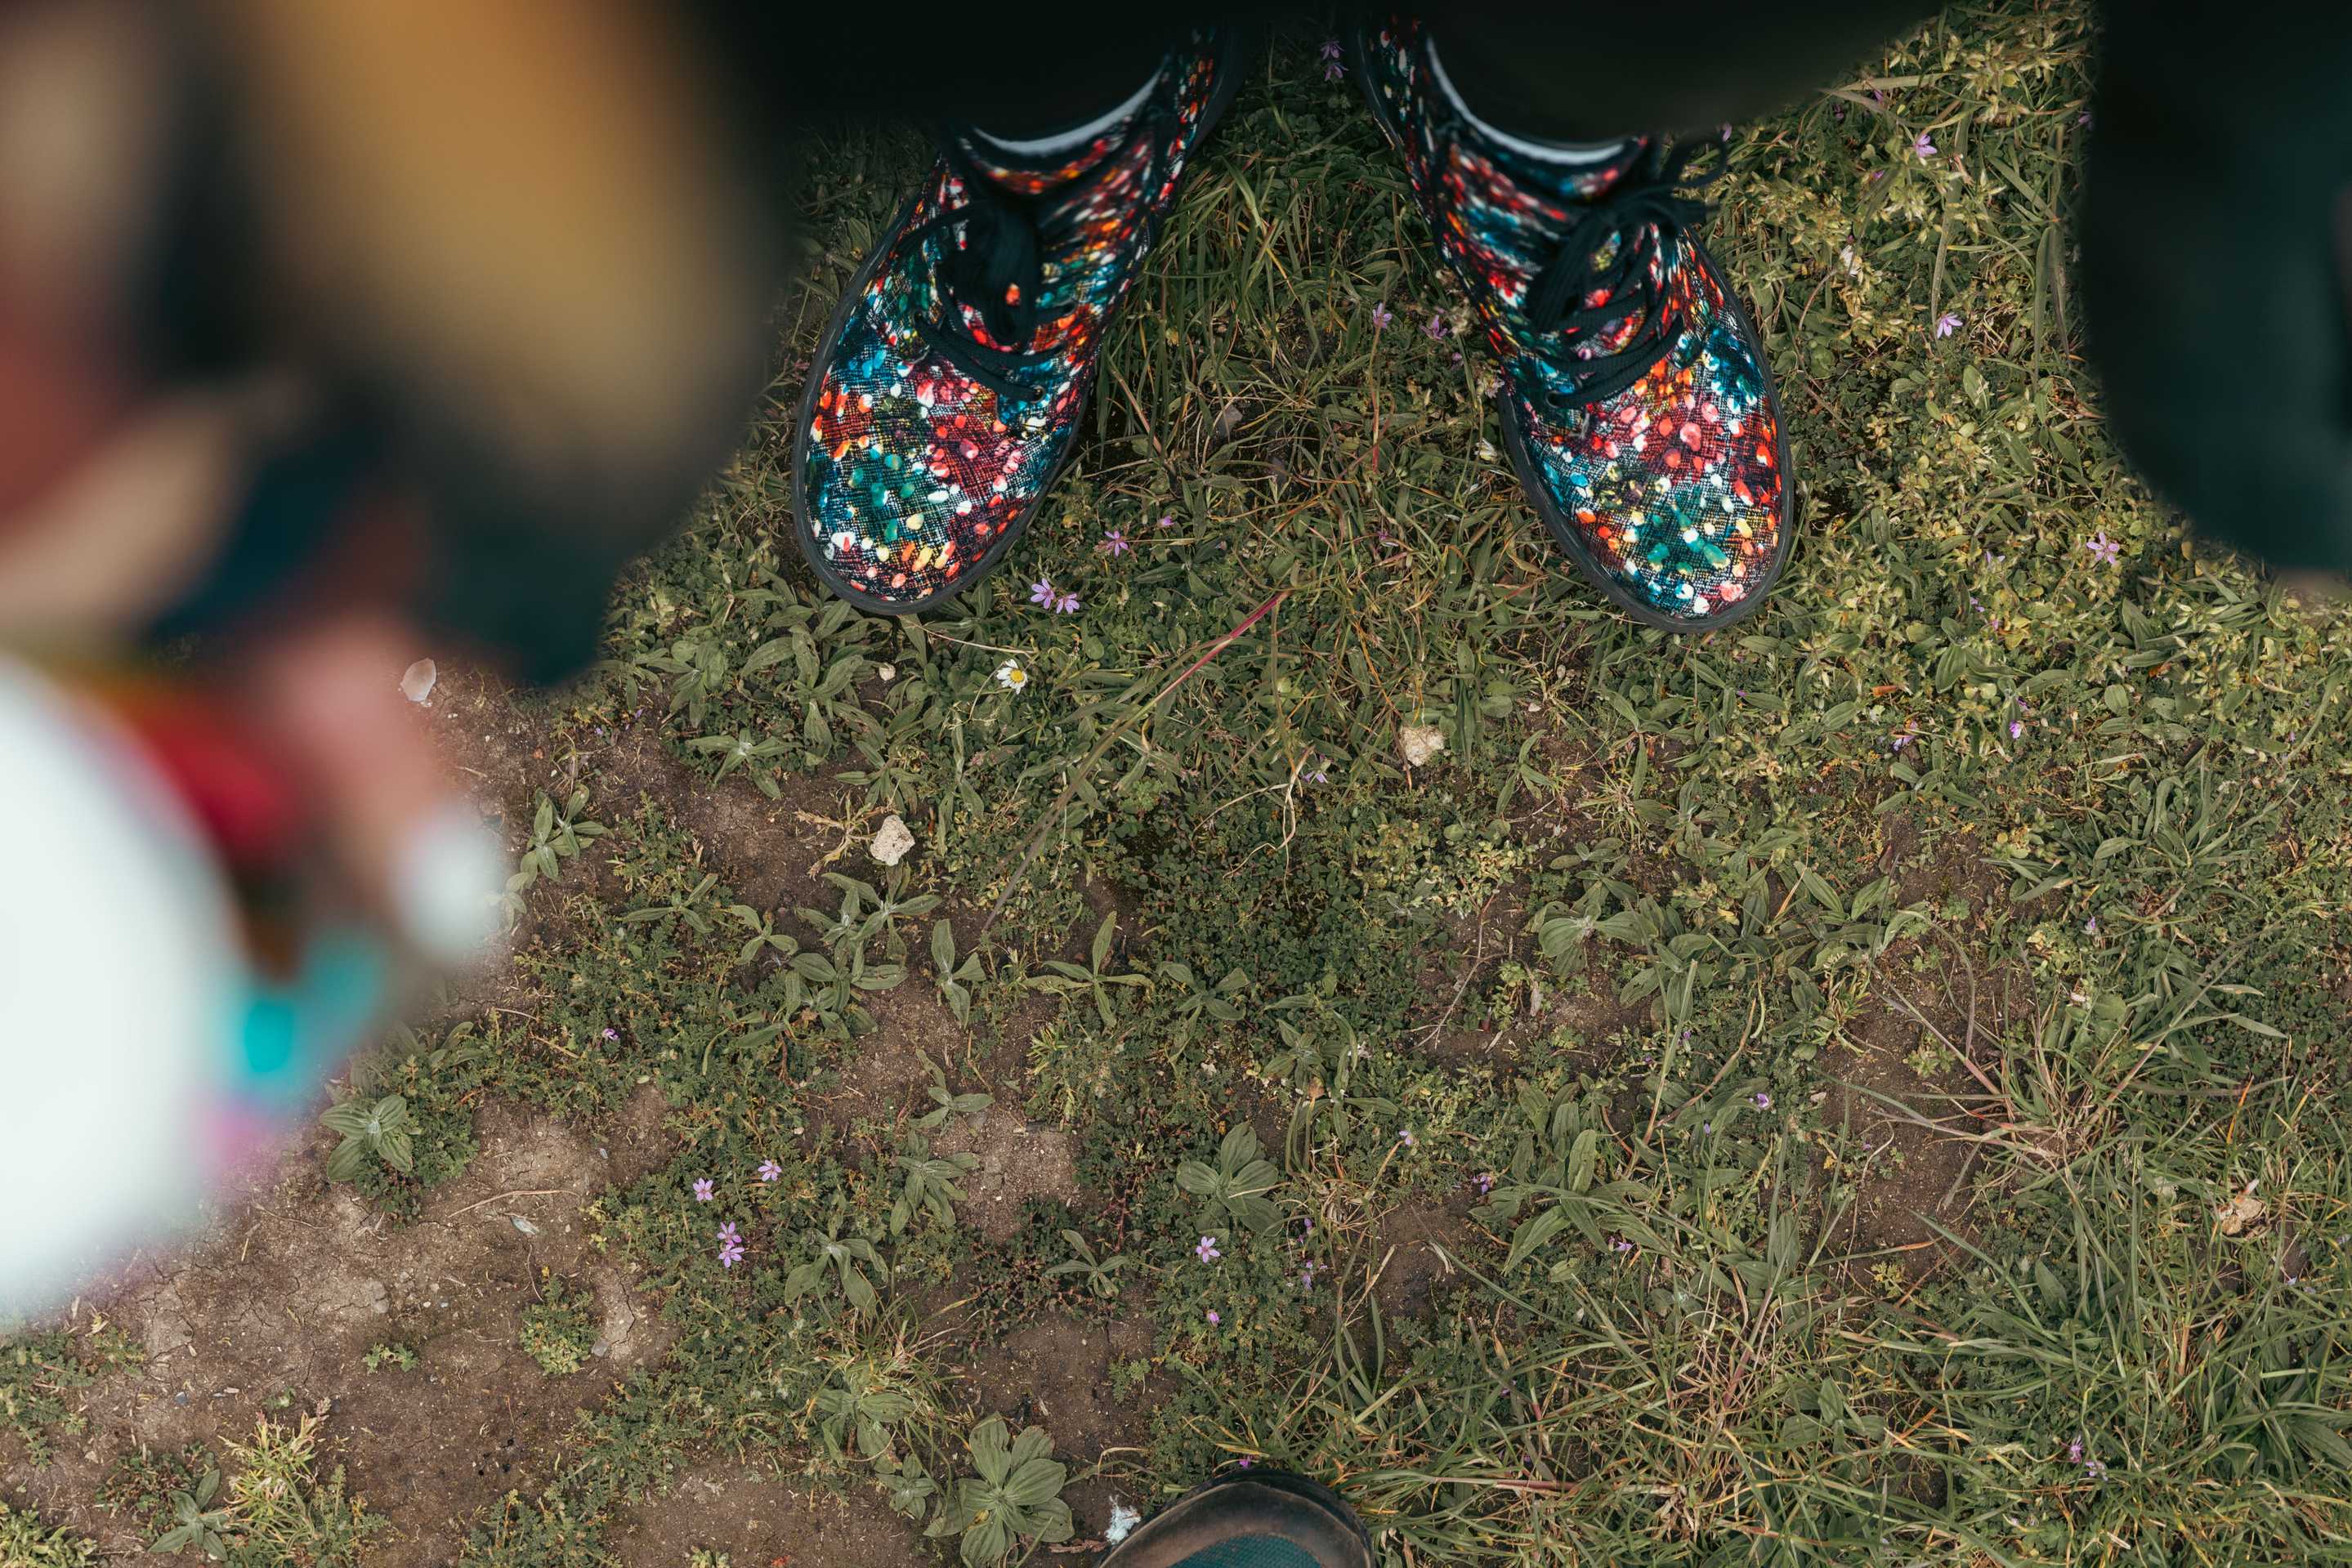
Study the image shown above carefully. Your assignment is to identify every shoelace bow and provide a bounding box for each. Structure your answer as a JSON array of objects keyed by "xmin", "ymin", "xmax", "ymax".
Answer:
[
  {"xmin": 1510, "ymin": 137, "xmax": 1724, "ymax": 413},
  {"xmin": 908, "ymin": 93, "xmax": 1178, "ymax": 402}
]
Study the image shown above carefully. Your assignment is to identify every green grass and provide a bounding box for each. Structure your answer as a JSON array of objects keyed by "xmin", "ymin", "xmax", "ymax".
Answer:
[
  {"xmin": 465, "ymin": 9, "xmax": 2352, "ymax": 1561},
  {"xmin": 520, "ymin": 1277, "xmax": 601, "ymax": 1378},
  {"xmin": 19, "ymin": 7, "xmax": 2341, "ymax": 1565},
  {"xmin": 0, "ymin": 1326, "xmax": 141, "ymax": 1468},
  {"xmin": 0, "ymin": 1497, "xmax": 99, "ymax": 1567}
]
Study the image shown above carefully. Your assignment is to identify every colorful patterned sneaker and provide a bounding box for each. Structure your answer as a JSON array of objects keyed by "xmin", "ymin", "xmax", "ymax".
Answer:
[
  {"xmin": 1352, "ymin": 19, "xmax": 1794, "ymax": 629},
  {"xmin": 793, "ymin": 31, "xmax": 1243, "ymax": 613}
]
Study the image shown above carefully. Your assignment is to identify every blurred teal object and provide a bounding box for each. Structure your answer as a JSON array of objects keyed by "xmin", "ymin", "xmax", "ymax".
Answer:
[{"xmin": 233, "ymin": 927, "xmax": 388, "ymax": 1115}]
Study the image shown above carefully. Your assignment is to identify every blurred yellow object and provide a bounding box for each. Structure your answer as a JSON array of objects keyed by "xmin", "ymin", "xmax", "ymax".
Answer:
[{"xmin": 216, "ymin": 0, "xmax": 769, "ymax": 538}]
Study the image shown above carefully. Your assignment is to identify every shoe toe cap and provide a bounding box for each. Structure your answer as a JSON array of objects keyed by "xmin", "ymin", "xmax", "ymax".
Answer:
[
  {"xmin": 798, "ymin": 354, "xmax": 1058, "ymax": 609},
  {"xmin": 1515, "ymin": 326, "xmax": 1787, "ymax": 624}
]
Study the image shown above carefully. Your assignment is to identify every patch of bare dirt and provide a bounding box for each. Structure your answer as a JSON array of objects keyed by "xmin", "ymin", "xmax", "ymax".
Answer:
[
  {"xmin": 1822, "ymin": 1005, "xmax": 1982, "ymax": 1278},
  {"xmin": 1424, "ymin": 953, "xmax": 1653, "ymax": 1070},
  {"xmin": 808, "ymin": 982, "xmax": 971, "ymax": 1138},
  {"xmin": 606, "ymin": 1465, "xmax": 923, "ymax": 1568},
  {"xmin": 933, "ymin": 1108, "xmax": 1081, "ymax": 1243},
  {"xmin": 1411, "ymin": 870, "xmax": 1654, "ymax": 1071},
  {"xmin": 601, "ymin": 1083, "xmax": 682, "ymax": 1188},
  {"xmin": 967, "ymin": 1311, "xmax": 1164, "ymax": 1539},
  {"xmin": 431, "ymin": 668, "xmax": 556, "ymax": 820},
  {"xmin": 1368, "ymin": 1195, "xmax": 1488, "ymax": 1319},
  {"xmin": 2, "ymin": 1106, "xmax": 663, "ymax": 1566},
  {"xmin": 594, "ymin": 730, "xmax": 868, "ymax": 918},
  {"xmin": 1883, "ymin": 817, "xmax": 2005, "ymax": 916}
]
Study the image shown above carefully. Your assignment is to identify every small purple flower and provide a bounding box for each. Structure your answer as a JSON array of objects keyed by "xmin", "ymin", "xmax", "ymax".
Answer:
[
  {"xmin": 1157, "ymin": 512, "xmax": 1177, "ymax": 529},
  {"xmin": 717, "ymin": 1222, "xmax": 745, "ymax": 1269},
  {"xmin": 2083, "ymin": 1459, "xmax": 2107, "ymax": 1481},
  {"xmin": 1867, "ymin": 168, "xmax": 1888, "ymax": 182},
  {"xmin": 1205, "ymin": 1309, "xmax": 1222, "ymax": 1325},
  {"xmin": 1236, "ymin": 1456, "xmax": 1253, "ymax": 1468},
  {"xmin": 1054, "ymin": 591, "xmax": 1080, "ymax": 614},
  {"xmin": 601, "ymin": 1027, "xmax": 619, "ymax": 1042},
  {"xmin": 1371, "ymin": 300, "xmax": 1394, "ymax": 332},
  {"xmin": 2084, "ymin": 917, "xmax": 2099, "ymax": 936},
  {"xmin": 2085, "ymin": 530, "xmax": 2121, "ymax": 566},
  {"xmin": 1424, "ymin": 313, "xmax": 1450, "ymax": 340},
  {"xmin": 1101, "ymin": 529, "xmax": 1131, "ymax": 556},
  {"xmin": 1870, "ymin": 87, "xmax": 1885, "ymax": 106},
  {"xmin": 1325, "ymin": 57, "xmax": 1344, "ymax": 83},
  {"xmin": 2009, "ymin": 719, "xmax": 2024, "ymax": 739},
  {"xmin": 1397, "ymin": 1128, "xmax": 1416, "ymax": 1148},
  {"xmin": 1475, "ymin": 1172, "xmax": 1496, "ymax": 1195},
  {"xmin": 1196, "ymin": 1235, "xmax": 1222, "ymax": 1263},
  {"xmin": 1754, "ymin": 1092, "xmax": 1773, "ymax": 1110},
  {"xmin": 1030, "ymin": 578, "xmax": 1056, "ymax": 607},
  {"xmin": 1912, "ymin": 131, "xmax": 1935, "ymax": 159},
  {"xmin": 1299, "ymin": 1262, "xmax": 1317, "ymax": 1286},
  {"xmin": 693, "ymin": 1178, "xmax": 714, "ymax": 1203},
  {"xmin": 1320, "ymin": 38, "xmax": 1343, "ymax": 61},
  {"xmin": 1934, "ymin": 311, "xmax": 1961, "ymax": 339},
  {"xmin": 757, "ymin": 1159, "xmax": 781, "ymax": 1183},
  {"xmin": 1611, "ymin": 1237, "xmax": 1634, "ymax": 1254},
  {"xmin": 2068, "ymin": 1436, "xmax": 2084, "ymax": 1463},
  {"xmin": 2078, "ymin": 109, "xmax": 2093, "ymax": 128}
]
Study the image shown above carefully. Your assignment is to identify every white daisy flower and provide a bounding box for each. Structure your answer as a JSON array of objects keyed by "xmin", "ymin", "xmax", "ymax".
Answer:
[{"xmin": 995, "ymin": 660, "xmax": 1028, "ymax": 692}]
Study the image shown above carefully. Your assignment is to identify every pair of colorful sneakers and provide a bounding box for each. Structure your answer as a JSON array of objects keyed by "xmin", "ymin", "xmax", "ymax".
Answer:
[{"xmin": 792, "ymin": 20, "xmax": 1793, "ymax": 631}]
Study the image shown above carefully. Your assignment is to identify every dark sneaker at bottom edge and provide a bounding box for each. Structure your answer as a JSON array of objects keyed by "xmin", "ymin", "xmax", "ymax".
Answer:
[{"xmin": 1101, "ymin": 1472, "xmax": 1373, "ymax": 1568}]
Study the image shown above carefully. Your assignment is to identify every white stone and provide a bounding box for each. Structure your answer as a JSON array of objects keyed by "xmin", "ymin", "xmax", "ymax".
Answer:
[
  {"xmin": 870, "ymin": 814, "xmax": 916, "ymax": 867},
  {"xmin": 1398, "ymin": 724, "xmax": 1447, "ymax": 767},
  {"xmin": 400, "ymin": 658, "xmax": 438, "ymax": 704}
]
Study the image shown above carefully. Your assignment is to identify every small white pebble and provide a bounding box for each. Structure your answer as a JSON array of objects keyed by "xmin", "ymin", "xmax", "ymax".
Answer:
[
  {"xmin": 877, "ymin": 663, "xmax": 897, "ymax": 681},
  {"xmin": 1398, "ymin": 724, "xmax": 1447, "ymax": 768},
  {"xmin": 870, "ymin": 814, "xmax": 916, "ymax": 866},
  {"xmin": 400, "ymin": 659, "xmax": 438, "ymax": 704}
]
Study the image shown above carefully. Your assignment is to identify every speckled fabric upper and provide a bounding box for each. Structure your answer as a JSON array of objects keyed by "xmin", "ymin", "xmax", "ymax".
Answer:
[
  {"xmin": 794, "ymin": 35, "xmax": 1232, "ymax": 610},
  {"xmin": 1356, "ymin": 19, "xmax": 1791, "ymax": 627}
]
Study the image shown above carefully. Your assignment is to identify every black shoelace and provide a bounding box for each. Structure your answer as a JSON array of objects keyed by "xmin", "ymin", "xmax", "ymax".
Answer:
[
  {"xmin": 906, "ymin": 91, "xmax": 1177, "ymax": 404},
  {"xmin": 1512, "ymin": 138, "xmax": 1723, "ymax": 413}
]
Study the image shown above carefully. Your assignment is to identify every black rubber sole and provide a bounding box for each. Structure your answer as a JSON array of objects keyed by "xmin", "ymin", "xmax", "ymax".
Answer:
[
  {"xmin": 1348, "ymin": 20, "xmax": 1798, "ymax": 634},
  {"xmin": 789, "ymin": 32, "xmax": 1254, "ymax": 618}
]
